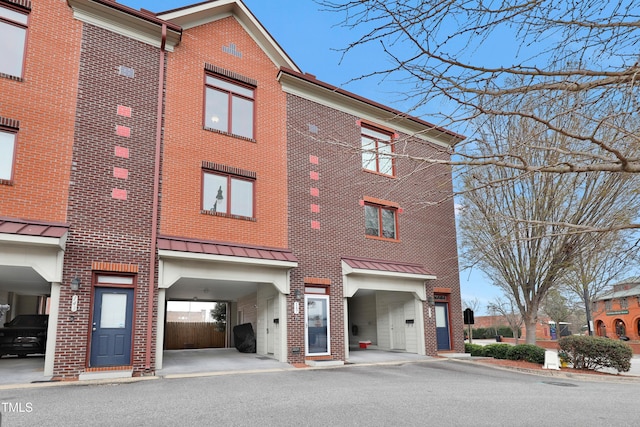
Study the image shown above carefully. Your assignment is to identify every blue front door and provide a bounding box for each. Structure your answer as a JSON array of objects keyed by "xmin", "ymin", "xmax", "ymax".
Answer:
[
  {"xmin": 435, "ymin": 302, "xmax": 451, "ymax": 350},
  {"xmin": 90, "ymin": 287, "xmax": 134, "ymax": 367}
]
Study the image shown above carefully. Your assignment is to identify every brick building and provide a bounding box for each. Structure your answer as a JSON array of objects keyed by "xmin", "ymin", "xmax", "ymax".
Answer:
[
  {"xmin": 280, "ymin": 69, "xmax": 464, "ymax": 362},
  {"xmin": 593, "ymin": 278, "xmax": 640, "ymax": 340},
  {"xmin": 0, "ymin": 0, "xmax": 82, "ymax": 378},
  {"xmin": 0, "ymin": 0, "xmax": 464, "ymax": 379}
]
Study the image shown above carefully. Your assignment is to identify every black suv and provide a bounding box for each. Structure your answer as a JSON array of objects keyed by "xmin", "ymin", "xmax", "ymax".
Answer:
[{"xmin": 0, "ymin": 315, "xmax": 48, "ymax": 358}]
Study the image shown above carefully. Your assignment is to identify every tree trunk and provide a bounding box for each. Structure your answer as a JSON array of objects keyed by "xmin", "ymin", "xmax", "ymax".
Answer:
[{"xmin": 524, "ymin": 313, "xmax": 538, "ymax": 345}]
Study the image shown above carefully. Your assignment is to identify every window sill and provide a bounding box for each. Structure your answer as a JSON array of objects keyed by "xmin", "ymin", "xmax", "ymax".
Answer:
[
  {"xmin": 362, "ymin": 168, "xmax": 396, "ymax": 179},
  {"xmin": 0, "ymin": 178, "xmax": 14, "ymax": 186},
  {"xmin": 200, "ymin": 209, "xmax": 256, "ymax": 222},
  {"xmin": 365, "ymin": 235, "xmax": 400, "ymax": 243},
  {"xmin": 203, "ymin": 126, "xmax": 256, "ymax": 143},
  {"xmin": 0, "ymin": 72, "xmax": 23, "ymax": 82}
]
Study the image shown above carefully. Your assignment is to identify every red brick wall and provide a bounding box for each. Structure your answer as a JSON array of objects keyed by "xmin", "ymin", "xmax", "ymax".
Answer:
[
  {"xmin": 286, "ymin": 94, "xmax": 463, "ymax": 362},
  {"xmin": 0, "ymin": 0, "xmax": 81, "ymax": 222},
  {"xmin": 160, "ymin": 16, "xmax": 288, "ymax": 248},
  {"xmin": 55, "ymin": 23, "xmax": 161, "ymax": 378},
  {"xmin": 593, "ymin": 297, "xmax": 640, "ymax": 340}
]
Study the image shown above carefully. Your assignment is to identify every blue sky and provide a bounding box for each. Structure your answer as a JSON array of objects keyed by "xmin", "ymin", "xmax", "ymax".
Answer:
[{"xmin": 124, "ymin": 0, "xmax": 502, "ymax": 313}]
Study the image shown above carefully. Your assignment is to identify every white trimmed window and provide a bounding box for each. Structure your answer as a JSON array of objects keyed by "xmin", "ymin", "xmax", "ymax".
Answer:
[{"xmin": 0, "ymin": 129, "xmax": 16, "ymax": 181}]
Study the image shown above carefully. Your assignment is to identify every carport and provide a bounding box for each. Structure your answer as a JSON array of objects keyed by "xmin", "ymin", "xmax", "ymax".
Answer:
[
  {"xmin": 156, "ymin": 236, "xmax": 297, "ymax": 370},
  {"xmin": 341, "ymin": 257, "xmax": 435, "ymax": 361},
  {"xmin": 0, "ymin": 219, "xmax": 68, "ymax": 378}
]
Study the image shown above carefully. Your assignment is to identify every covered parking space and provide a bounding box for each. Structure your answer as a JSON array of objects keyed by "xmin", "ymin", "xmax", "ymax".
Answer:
[
  {"xmin": 156, "ymin": 236, "xmax": 297, "ymax": 370},
  {"xmin": 341, "ymin": 257, "xmax": 435, "ymax": 361},
  {"xmin": 0, "ymin": 219, "xmax": 68, "ymax": 379}
]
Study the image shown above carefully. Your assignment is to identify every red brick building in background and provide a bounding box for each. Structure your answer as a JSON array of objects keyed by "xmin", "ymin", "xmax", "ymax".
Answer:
[
  {"xmin": 592, "ymin": 278, "xmax": 640, "ymax": 340},
  {"xmin": 0, "ymin": 0, "xmax": 464, "ymax": 379}
]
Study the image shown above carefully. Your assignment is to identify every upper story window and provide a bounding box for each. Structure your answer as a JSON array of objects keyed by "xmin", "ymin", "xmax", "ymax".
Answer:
[
  {"xmin": 620, "ymin": 297, "xmax": 628, "ymax": 309},
  {"xmin": 364, "ymin": 202, "xmax": 398, "ymax": 240},
  {"xmin": 361, "ymin": 125, "xmax": 394, "ymax": 176},
  {"xmin": 0, "ymin": 3, "xmax": 29, "ymax": 79},
  {"xmin": 204, "ymin": 74, "xmax": 255, "ymax": 139},
  {"xmin": 0, "ymin": 120, "xmax": 18, "ymax": 183},
  {"xmin": 605, "ymin": 299, "xmax": 612, "ymax": 311},
  {"xmin": 202, "ymin": 162, "xmax": 255, "ymax": 219}
]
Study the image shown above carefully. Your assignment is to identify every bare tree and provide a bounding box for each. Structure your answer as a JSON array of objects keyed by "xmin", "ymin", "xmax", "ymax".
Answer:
[
  {"xmin": 487, "ymin": 296, "xmax": 524, "ymax": 345},
  {"xmin": 457, "ymin": 94, "xmax": 640, "ymax": 344},
  {"xmin": 320, "ymin": 0, "xmax": 640, "ymax": 177},
  {"xmin": 462, "ymin": 297, "xmax": 481, "ymax": 313},
  {"xmin": 318, "ymin": 0, "xmax": 640, "ymax": 240},
  {"xmin": 562, "ymin": 233, "xmax": 638, "ymax": 335},
  {"xmin": 541, "ymin": 289, "xmax": 572, "ymax": 340}
]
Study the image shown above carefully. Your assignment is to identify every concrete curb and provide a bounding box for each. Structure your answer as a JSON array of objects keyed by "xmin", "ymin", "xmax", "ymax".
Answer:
[
  {"xmin": 452, "ymin": 357, "xmax": 640, "ymax": 383},
  {"xmin": 0, "ymin": 375, "xmax": 159, "ymax": 391},
  {"xmin": 0, "ymin": 357, "xmax": 447, "ymax": 390}
]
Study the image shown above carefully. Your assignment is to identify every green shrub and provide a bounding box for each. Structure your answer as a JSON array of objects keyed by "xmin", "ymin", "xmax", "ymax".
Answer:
[
  {"xmin": 465, "ymin": 343, "xmax": 485, "ymax": 356},
  {"xmin": 470, "ymin": 327, "xmax": 522, "ymax": 339},
  {"xmin": 558, "ymin": 335, "xmax": 632, "ymax": 372},
  {"xmin": 497, "ymin": 326, "xmax": 521, "ymax": 338},
  {"xmin": 482, "ymin": 343, "xmax": 512, "ymax": 359},
  {"xmin": 506, "ymin": 344, "xmax": 545, "ymax": 364}
]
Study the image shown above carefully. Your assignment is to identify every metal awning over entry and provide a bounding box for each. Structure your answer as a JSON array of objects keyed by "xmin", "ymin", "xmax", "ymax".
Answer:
[{"xmin": 341, "ymin": 256, "xmax": 436, "ymax": 301}]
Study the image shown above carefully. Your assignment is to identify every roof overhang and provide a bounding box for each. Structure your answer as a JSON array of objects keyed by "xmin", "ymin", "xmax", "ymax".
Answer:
[
  {"xmin": 0, "ymin": 219, "xmax": 69, "ymax": 250},
  {"xmin": 67, "ymin": 0, "xmax": 182, "ymax": 51},
  {"xmin": 342, "ymin": 261, "xmax": 436, "ymax": 282},
  {"xmin": 158, "ymin": 249, "xmax": 298, "ymax": 269},
  {"xmin": 278, "ymin": 68, "xmax": 465, "ymax": 148},
  {"xmin": 157, "ymin": 0, "xmax": 299, "ymax": 71},
  {"xmin": 0, "ymin": 219, "xmax": 69, "ymax": 285},
  {"xmin": 341, "ymin": 258, "xmax": 435, "ymax": 300}
]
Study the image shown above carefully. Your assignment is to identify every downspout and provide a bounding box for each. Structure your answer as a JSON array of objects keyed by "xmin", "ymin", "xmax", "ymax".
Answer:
[{"xmin": 146, "ymin": 23, "xmax": 167, "ymax": 371}]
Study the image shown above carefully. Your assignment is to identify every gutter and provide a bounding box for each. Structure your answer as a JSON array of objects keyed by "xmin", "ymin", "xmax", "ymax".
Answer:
[{"xmin": 146, "ymin": 23, "xmax": 166, "ymax": 371}]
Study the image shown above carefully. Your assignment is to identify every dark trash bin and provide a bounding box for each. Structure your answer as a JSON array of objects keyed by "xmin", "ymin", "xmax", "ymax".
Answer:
[
  {"xmin": 495, "ymin": 335, "xmax": 502, "ymax": 342},
  {"xmin": 233, "ymin": 323, "xmax": 256, "ymax": 353}
]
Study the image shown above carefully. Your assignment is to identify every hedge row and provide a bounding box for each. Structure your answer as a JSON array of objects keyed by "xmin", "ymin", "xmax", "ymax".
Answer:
[
  {"xmin": 558, "ymin": 335, "xmax": 632, "ymax": 373},
  {"xmin": 466, "ymin": 327, "xmax": 521, "ymax": 339},
  {"xmin": 464, "ymin": 343, "xmax": 545, "ymax": 364}
]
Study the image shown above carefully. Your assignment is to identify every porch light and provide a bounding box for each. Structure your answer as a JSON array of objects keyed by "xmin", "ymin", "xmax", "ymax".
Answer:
[
  {"xmin": 427, "ymin": 296, "xmax": 434, "ymax": 306},
  {"xmin": 70, "ymin": 277, "xmax": 81, "ymax": 291}
]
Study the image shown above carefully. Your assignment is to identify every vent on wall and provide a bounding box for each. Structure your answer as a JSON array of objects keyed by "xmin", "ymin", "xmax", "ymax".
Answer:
[
  {"xmin": 222, "ymin": 43, "xmax": 242, "ymax": 58},
  {"xmin": 118, "ymin": 65, "xmax": 135, "ymax": 78}
]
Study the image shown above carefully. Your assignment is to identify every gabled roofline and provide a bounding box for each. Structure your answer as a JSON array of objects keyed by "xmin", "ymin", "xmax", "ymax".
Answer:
[
  {"xmin": 277, "ymin": 67, "xmax": 465, "ymax": 147},
  {"xmin": 156, "ymin": 0, "xmax": 300, "ymax": 72},
  {"xmin": 67, "ymin": 0, "xmax": 182, "ymax": 51}
]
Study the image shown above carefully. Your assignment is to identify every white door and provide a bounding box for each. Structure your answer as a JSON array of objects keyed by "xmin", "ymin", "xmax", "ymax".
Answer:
[
  {"xmin": 389, "ymin": 303, "xmax": 405, "ymax": 350},
  {"xmin": 266, "ymin": 298, "xmax": 275, "ymax": 354}
]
